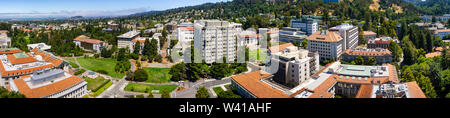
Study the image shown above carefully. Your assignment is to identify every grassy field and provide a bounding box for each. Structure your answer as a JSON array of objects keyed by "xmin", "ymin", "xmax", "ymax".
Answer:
[
  {"xmin": 124, "ymin": 83, "xmax": 178, "ymax": 93},
  {"xmin": 249, "ymin": 48, "xmax": 268, "ymax": 61},
  {"xmin": 213, "ymin": 87, "xmax": 224, "ymax": 94},
  {"xmin": 143, "ymin": 67, "xmax": 172, "ymax": 83},
  {"xmin": 84, "ymin": 77, "xmax": 108, "ymax": 91},
  {"xmin": 63, "ymin": 57, "xmax": 79, "ymax": 68},
  {"xmin": 77, "ymin": 57, "xmax": 125, "ymax": 78}
]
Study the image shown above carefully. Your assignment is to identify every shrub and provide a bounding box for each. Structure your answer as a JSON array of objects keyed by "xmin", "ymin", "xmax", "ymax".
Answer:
[
  {"xmin": 74, "ymin": 69, "xmax": 86, "ymax": 75},
  {"xmin": 136, "ymin": 94, "xmax": 145, "ymax": 98},
  {"xmin": 134, "ymin": 69, "xmax": 148, "ymax": 82},
  {"xmin": 161, "ymin": 90, "xmax": 171, "ymax": 98},
  {"xmin": 96, "ymin": 69, "xmax": 108, "ymax": 75},
  {"xmin": 129, "ymin": 53, "xmax": 139, "ymax": 60},
  {"xmin": 94, "ymin": 54, "xmax": 100, "ymax": 58}
]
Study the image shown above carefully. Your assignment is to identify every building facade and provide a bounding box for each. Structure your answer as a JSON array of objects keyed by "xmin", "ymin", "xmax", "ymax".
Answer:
[
  {"xmin": 0, "ymin": 30, "xmax": 11, "ymax": 49},
  {"xmin": 342, "ymin": 47, "xmax": 393, "ymax": 65},
  {"xmin": 307, "ymin": 30, "xmax": 344, "ymax": 61},
  {"xmin": 117, "ymin": 30, "xmax": 141, "ymax": 49},
  {"xmin": 367, "ymin": 37, "xmax": 400, "ymax": 49},
  {"xmin": 271, "ymin": 46, "xmax": 320, "ymax": 87},
  {"xmin": 193, "ymin": 20, "xmax": 242, "ymax": 63},
  {"xmin": 329, "ymin": 23, "xmax": 359, "ymax": 50},
  {"xmin": 73, "ymin": 35, "xmax": 105, "ymax": 53},
  {"xmin": 290, "ymin": 18, "xmax": 319, "ymax": 35}
]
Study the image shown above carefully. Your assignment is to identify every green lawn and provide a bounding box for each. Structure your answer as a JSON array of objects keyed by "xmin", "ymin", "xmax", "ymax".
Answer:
[
  {"xmin": 142, "ymin": 67, "xmax": 172, "ymax": 83},
  {"xmin": 63, "ymin": 57, "xmax": 79, "ymax": 68},
  {"xmin": 249, "ymin": 48, "xmax": 268, "ymax": 61},
  {"xmin": 124, "ymin": 83, "xmax": 178, "ymax": 93},
  {"xmin": 84, "ymin": 77, "xmax": 108, "ymax": 91},
  {"xmin": 224, "ymin": 84, "xmax": 231, "ymax": 90},
  {"xmin": 77, "ymin": 57, "xmax": 125, "ymax": 78},
  {"xmin": 213, "ymin": 87, "xmax": 224, "ymax": 94}
]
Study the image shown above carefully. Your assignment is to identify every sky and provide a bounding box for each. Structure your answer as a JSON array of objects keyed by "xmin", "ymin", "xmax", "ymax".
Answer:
[{"xmin": 0, "ymin": 0, "xmax": 231, "ymax": 18}]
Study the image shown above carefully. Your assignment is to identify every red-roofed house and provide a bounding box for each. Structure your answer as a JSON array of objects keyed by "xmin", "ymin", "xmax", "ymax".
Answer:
[{"xmin": 73, "ymin": 35, "xmax": 105, "ymax": 53}]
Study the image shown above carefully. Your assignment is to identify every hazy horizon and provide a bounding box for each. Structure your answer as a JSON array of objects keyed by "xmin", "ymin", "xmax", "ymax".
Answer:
[{"xmin": 0, "ymin": 0, "xmax": 231, "ymax": 19}]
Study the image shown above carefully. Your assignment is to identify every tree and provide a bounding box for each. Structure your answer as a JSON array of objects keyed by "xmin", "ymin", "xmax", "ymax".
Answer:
[
  {"xmin": 389, "ymin": 41, "xmax": 403, "ymax": 62},
  {"xmin": 366, "ymin": 57, "xmax": 376, "ymax": 65},
  {"xmin": 301, "ymin": 39, "xmax": 308, "ymax": 48},
  {"xmin": 133, "ymin": 42, "xmax": 141, "ymax": 54},
  {"xmin": 161, "ymin": 90, "xmax": 171, "ymax": 98},
  {"xmin": 155, "ymin": 54, "xmax": 163, "ymax": 63},
  {"xmin": 134, "ymin": 69, "xmax": 148, "ymax": 82},
  {"xmin": 117, "ymin": 48, "xmax": 127, "ymax": 61},
  {"xmin": 425, "ymin": 30, "xmax": 434, "ymax": 53},
  {"xmin": 217, "ymin": 91, "xmax": 241, "ymax": 98},
  {"xmin": 402, "ymin": 37, "xmax": 417, "ymax": 65},
  {"xmin": 169, "ymin": 62, "xmax": 187, "ymax": 81},
  {"xmin": 147, "ymin": 92, "xmax": 154, "ymax": 98},
  {"xmin": 0, "ymin": 87, "xmax": 25, "ymax": 98},
  {"xmin": 126, "ymin": 70, "xmax": 135, "ymax": 81},
  {"xmin": 195, "ymin": 86, "xmax": 210, "ymax": 98},
  {"xmin": 355, "ymin": 56, "xmax": 365, "ymax": 65},
  {"xmin": 401, "ymin": 67, "xmax": 415, "ymax": 82},
  {"xmin": 143, "ymin": 38, "xmax": 151, "ymax": 57}
]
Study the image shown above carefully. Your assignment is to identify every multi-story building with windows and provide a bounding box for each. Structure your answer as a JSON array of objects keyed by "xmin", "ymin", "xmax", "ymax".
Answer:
[
  {"xmin": 193, "ymin": 20, "xmax": 242, "ymax": 63},
  {"xmin": 434, "ymin": 29, "xmax": 450, "ymax": 40},
  {"xmin": 307, "ymin": 30, "xmax": 344, "ymax": 61},
  {"xmin": 73, "ymin": 35, "xmax": 106, "ymax": 53},
  {"xmin": 0, "ymin": 30, "xmax": 11, "ymax": 49},
  {"xmin": 8, "ymin": 69, "xmax": 88, "ymax": 98},
  {"xmin": 367, "ymin": 37, "xmax": 400, "ymax": 49},
  {"xmin": 329, "ymin": 23, "xmax": 359, "ymax": 50},
  {"xmin": 117, "ymin": 30, "xmax": 141, "ymax": 49},
  {"xmin": 279, "ymin": 27, "xmax": 308, "ymax": 43},
  {"xmin": 231, "ymin": 62, "xmax": 426, "ymax": 98},
  {"xmin": 270, "ymin": 46, "xmax": 319, "ymax": 87},
  {"xmin": 342, "ymin": 47, "xmax": 393, "ymax": 65},
  {"xmin": 290, "ymin": 18, "xmax": 319, "ymax": 35}
]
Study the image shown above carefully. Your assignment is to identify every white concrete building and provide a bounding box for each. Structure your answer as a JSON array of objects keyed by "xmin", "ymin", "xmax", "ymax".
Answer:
[
  {"xmin": 193, "ymin": 20, "xmax": 242, "ymax": 63},
  {"xmin": 27, "ymin": 43, "xmax": 51, "ymax": 51},
  {"xmin": 271, "ymin": 46, "xmax": 320, "ymax": 87},
  {"xmin": 291, "ymin": 18, "xmax": 319, "ymax": 35},
  {"xmin": 307, "ymin": 30, "xmax": 344, "ymax": 61},
  {"xmin": 237, "ymin": 30, "xmax": 259, "ymax": 48},
  {"xmin": 117, "ymin": 30, "xmax": 141, "ymax": 49},
  {"xmin": 329, "ymin": 23, "xmax": 359, "ymax": 50},
  {"xmin": 0, "ymin": 31, "xmax": 11, "ymax": 49}
]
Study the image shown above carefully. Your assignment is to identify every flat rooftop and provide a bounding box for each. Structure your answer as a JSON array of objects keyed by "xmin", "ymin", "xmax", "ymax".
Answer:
[{"xmin": 117, "ymin": 30, "xmax": 140, "ymax": 39}]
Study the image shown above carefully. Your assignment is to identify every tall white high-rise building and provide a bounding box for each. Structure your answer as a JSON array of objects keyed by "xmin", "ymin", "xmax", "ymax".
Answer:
[
  {"xmin": 193, "ymin": 20, "xmax": 242, "ymax": 63},
  {"xmin": 329, "ymin": 23, "xmax": 359, "ymax": 50}
]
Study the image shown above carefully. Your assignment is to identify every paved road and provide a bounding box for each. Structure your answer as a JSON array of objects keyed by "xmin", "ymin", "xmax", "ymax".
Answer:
[
  {"xmin": 97, "ymin": 77, "xmax": 128, "ymax": 98},
  {"xmin": 173, "ymin": 78, "xmax": 232, "ymax": 98},
  {"xmin": 130, "ymin": 59, "xmax": 137, "ymax": 72}
]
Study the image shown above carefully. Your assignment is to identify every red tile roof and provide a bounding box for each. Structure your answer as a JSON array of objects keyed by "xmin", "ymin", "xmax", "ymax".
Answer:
[
  {"xmin": 179, "ymin": 27, "xmax": 194, "ymax": 31},
  {"xmin": 0, "ymin": 49, "xmax": 21, "ymax": 55},
  {"xmin": 6, "ymin": 53, "xmax": 38, "ymax": 65},
  {"xmin": 31, "ymin": 48, "xmax": 63, "ymax": 67},
  {"xmin": 344, "ymin": 49, "xmax": 392, "ymax": 56},
  {"xmin": 232, "ymin": 71, "xmax": 290, "ymax": 98},
  {"xmin": 13, "ymin": 75, "xmax": 84, "ymax": 98},
  {"xmin": 75, "ymin": 38, "xmax": 104, "ymax": 44},
  {"xmin": 308, "ymin": 76, "xmax": 337, "ymax": 98},
  {"xmin": 363, "ymin": 31, "xmax": 376, "ymax": 36},
  {"xmin": 0, "ymin": 30, "xmax": 9, "ymax": 34},
  {"xmin": 355, "ymin": 84, "xmax": 374, "ymax": 98},
  {"xmin": 268, "ymin": 43, "xmax": 294, "ymax": 53},
  {"xmin": 406, "ymin": 81, "xmax": 427, "ymax": 98},
  {"xmin": 306, "ymin": 31, "xmax": 343, "ymax": 42}
]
